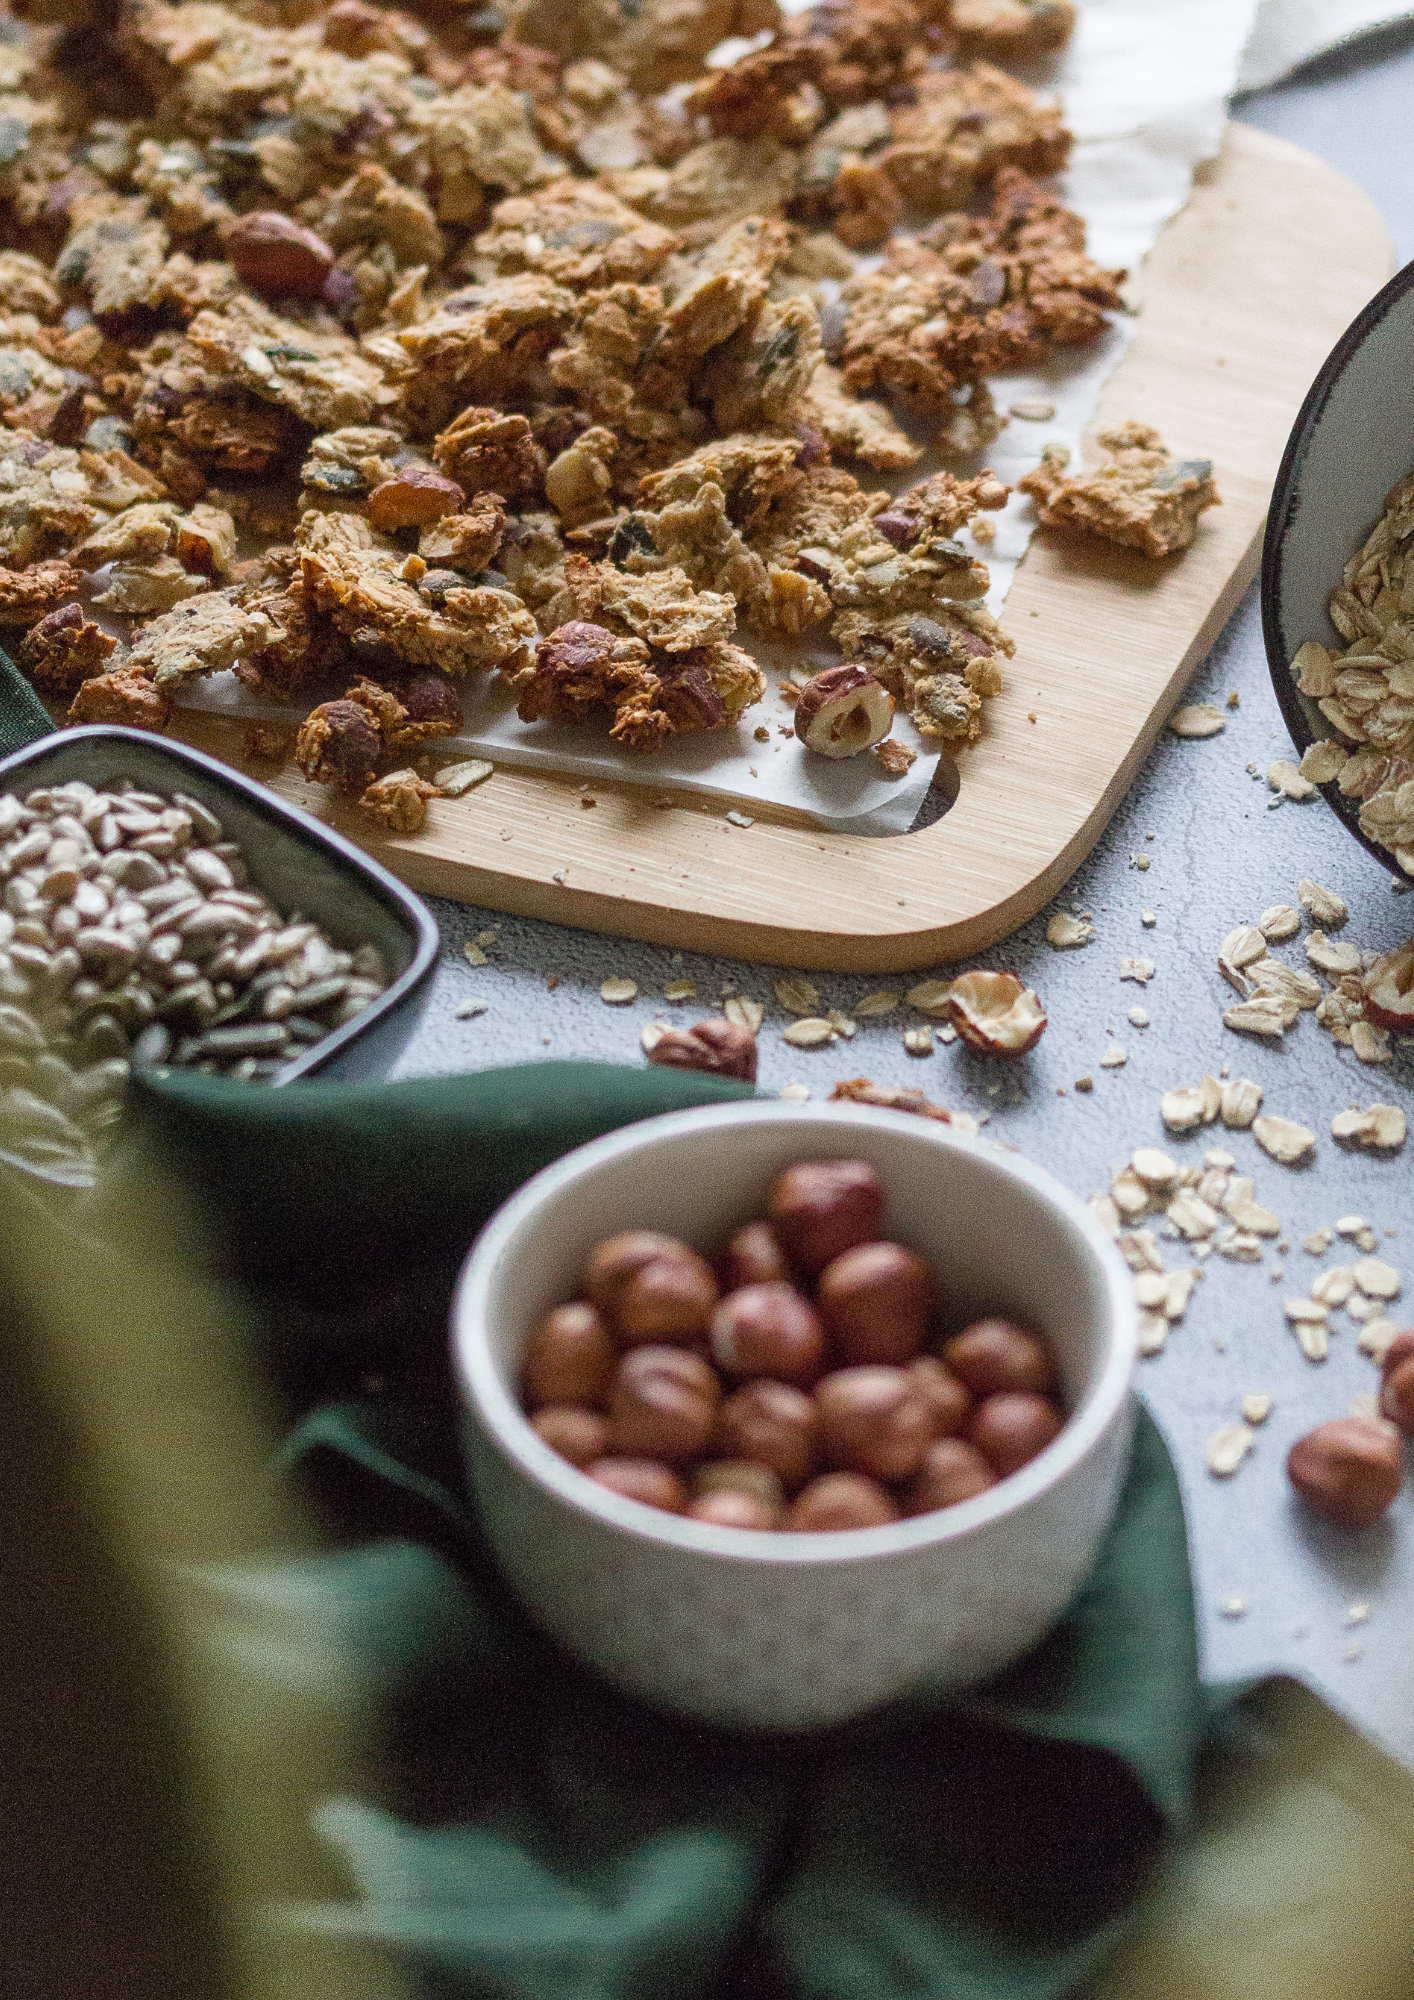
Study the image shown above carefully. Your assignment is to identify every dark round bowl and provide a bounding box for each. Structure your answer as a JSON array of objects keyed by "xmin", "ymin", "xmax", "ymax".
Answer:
[{"xmin": 1262, "ymin": 256, "xmax": 1414, "ymax": 876}]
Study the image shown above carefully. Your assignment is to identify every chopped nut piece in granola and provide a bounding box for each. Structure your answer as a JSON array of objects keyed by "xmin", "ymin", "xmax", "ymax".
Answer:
[
  {"xmin": 67, "ymin": 667, "xmax": 171, "ymax": 733},
  {"xmin": 15, "ymin": 603, "xmax": 115, "ymax": 691},
  {"xmin": 359, "ymin": 769, "xmax": 439, "ymax": 835}
]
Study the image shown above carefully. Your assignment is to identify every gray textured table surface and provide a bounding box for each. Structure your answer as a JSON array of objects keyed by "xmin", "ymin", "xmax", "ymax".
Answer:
[{"xmin": 388, "ymin": 34, "xmax": 1414, "ymax": 1768}]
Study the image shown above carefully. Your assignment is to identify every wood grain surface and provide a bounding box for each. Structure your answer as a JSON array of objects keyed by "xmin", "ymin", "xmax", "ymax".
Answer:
[{"xmin": 163, "ymin": 123, "xmax": 1394, "ymax": 972}]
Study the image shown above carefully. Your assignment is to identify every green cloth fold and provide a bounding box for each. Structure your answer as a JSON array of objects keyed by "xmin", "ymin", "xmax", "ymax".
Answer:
[
  {"xmin": 109, "ymin": 1055, "xmax": 1208, "ymax": 2000},
  {"xmin": 0, "ymin": 640, "xmax": 53, "ymax": 755}
]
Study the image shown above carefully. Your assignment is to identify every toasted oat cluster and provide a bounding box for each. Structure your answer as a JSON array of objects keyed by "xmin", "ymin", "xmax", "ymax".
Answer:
[
  {"xmin": 1018, "ymin": 421, "xmax": 1221, "ymax": 558},
  {"xmin": 0, "ymin": 0, "xmax": 1105, "ymax": 793},
  {"xmin": 1291, "ymin": 471, "xmax": 1414, "ymax": 873}
]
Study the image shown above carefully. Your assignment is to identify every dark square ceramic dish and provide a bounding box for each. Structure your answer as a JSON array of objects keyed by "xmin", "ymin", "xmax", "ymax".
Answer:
[
  {"xmin": 1262, "ymin": 258, "xmax": 1414, "ymax": 875},
  {"xmin": 0, "ymin": 725, "xmax": 439, "ymax": 1082}
]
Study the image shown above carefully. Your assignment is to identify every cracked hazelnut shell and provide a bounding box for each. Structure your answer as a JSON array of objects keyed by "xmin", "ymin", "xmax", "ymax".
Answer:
[
  {"xmin": 946, "ymin": 969, "xmax": 1048, "ymax": 1058},
  {"xmin": 793, "ymin": 662, "xmax": 895, "ymax": 758},
  {"xmin": 1361, "ymin": 941, "xmax": 1414, "ymax": 1032},
  {"xmin": 645, "ymin": 1017, "xmax": 757, "ymax": 1083}
]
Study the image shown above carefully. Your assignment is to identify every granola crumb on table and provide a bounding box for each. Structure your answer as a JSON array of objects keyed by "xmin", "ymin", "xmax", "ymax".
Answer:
[{"xmin": 1019, "ymin": 421, "xmax": 1221, "ymax": 558}]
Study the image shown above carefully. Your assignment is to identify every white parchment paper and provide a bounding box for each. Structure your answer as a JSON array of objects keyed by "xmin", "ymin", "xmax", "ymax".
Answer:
[{"xmin": 178, "ymin": 0, "xmax": 1273, "ymax": 833}]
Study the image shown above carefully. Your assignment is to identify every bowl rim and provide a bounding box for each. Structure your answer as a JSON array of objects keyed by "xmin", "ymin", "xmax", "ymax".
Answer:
[
  {"xmin": 0, "ymin": 722, "xmax": 440, "ymax": 1083},
  {"xmin": 1261, "ymin": 254, "xmax": 1414, "ymax": 876},
  {"xmin": 451, "ymin": 1099, "xmax": 1138, "ymax": 1567}
]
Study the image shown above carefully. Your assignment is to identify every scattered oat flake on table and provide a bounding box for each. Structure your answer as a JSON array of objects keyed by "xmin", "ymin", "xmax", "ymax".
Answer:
[
  {"xmin": 464, "ymin": 944, "xmax": 489, "ymax": 967},
  {"xmin": 1207, "ymin": 1423, "xmax": 1255, "ymax": 1476},
  {"xmin": 1345, "ymin": 1603, "xmax": 1371, "ymax": 1627},
  {"xmin": 1075, "ymin": 1075, "xmax": 1094, "ymax": 1092},
  {"xmin": 1010, "ymin": 399, "xmax": 1056, "ymax": 421},
  {"xmin": 1132, "ymin": 1148, "xmax": 1178, "ymax": 1187},
  {"xmin": 1222, "ymin": 925, "xmax": 1268, "ymax": 971},
  {"xmin": 1046, "ymin": 912, "xmax": 1095, "ymax": 949},
  {"xmin": 1335, "ymin": 1215, "xmax": 1367, "ymax": 1238},
  {"xmin": 1220, "ymin": 1595, "xmax": 1249, "ymax": 1618},
  {"xmin": 1100, "ymin": 1045, "xmax": 1127, "ymax": 1068},
  {"xmin": 1133, "ymin": 854, "xmax": 1151, "ymax": 871},
  {"xmin": 774, "ymin": 976, "xmax": 820, "ymax": 1016},
  {"xmin": 1127, "ymin": 1005, "xmax": 1150, "ymax": 1027},
  {"xmin": 1257, "ymin": 905, "xmax": 1301, "ymax": 942},
  {"xmin": 906, "ymin": 979, "xmax": 953, "ymax": 1016},
  {"xmin": 779, "ymin": 1083, "xmax": 811, "ymax": 1102},
  {"xmin": 1170, "ymin": 704, "xmax": 1226, "ymax": 738},
  {"xmin": 1297, "ymin": 879, "xmax": 1347, "ymax": 928},
  {"xmin": 783, "ymin": 1017, "xmax": 837, "ymax": 1048},
  {"xmin": 1350, "ymin": 1020, "xmax": 1393, "ymax": 1064},
  {"xmin": 1312, "ymin": 1265, "xmax": 1356, "ymax": 1307},
  {"xmin": 1359, "ymin": 1318, "xmax": 1400, "ymax": 1361},
  {"xmin": 853, "ymin": 990, "xmax": 900, "ymax": 1017},
  {"xmin": 725, "ymin": 810, "xmax": 754, "ymax": 828},
  {"xmin": 1161, "ymin": 1085, "xmax": 1208, "ymax": 1132},
  {"xmin": 640, "ymin": 1022, "xmax": 668, "ymax": 1053},
  {"xmin": 1268, "ymin": 759, "xmax": 1316, "ymax": 801},
  {"xmin": 601, "ymin": 977, "xmax": 638, "ymax": 1005},
  {"xmin": 1306, "ymin": 931, "xmax": 1361, "ymax": 976},
  {"xmin": 1241, "ymin": 1393, "xmax": 1273, "ymax": 1425},
  {"xmin": 1332, "ymin": 1102, "xmax": 1407, "ymax": 1149},
  {"xmin": 1354, "ymin": 1257, "xmax": 1401, "ymax": 1300},
  {"xmin": 725, "ymin": 997, "xmax": 764, "ymax": 1034},
  {"xmin": 1222, "ymin": 996, "xmax": 1293, "ymax": 1038},
  {"xmin": 456, "ymin": 1000, "xmax": 488, "ymax": 1019},
  {"xmin": 1304, "ymin": 1228, "xmax": 1333, "ymax": 1255},
  {"xmin": 1220, "ymin": 1078, "xmax": 1263, "ymax": 1129},
  {"xmin": 664, "ymin": 980, "xmax": 697, "ymax": 1002},
  {"xmin": 1137, "ymin": 1312, "xmax": 1169, "ymax": 1357},
  {"xmin": 1119, "ymin": 957, "xmax": 1155, "ymax": 983},
  {"xmin": 903, "ymin": 1026, "xmax": 935, "ymax": 1056},
  {"xmin": 1141, "ymin": 910, "xmax": 1158, "ymax": 927},
  {"xmin": 1253, "ymin": 1114, "xmax": 1315, "ymax": 1165}
]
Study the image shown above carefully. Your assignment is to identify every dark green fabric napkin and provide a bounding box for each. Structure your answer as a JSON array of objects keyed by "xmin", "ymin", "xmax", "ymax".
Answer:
[
  {"xmin": 0, "ymin": 641, "xmax": 53, "ymax": 755},
  {"xmin": 107, "ymin": 1059, "xmax": 1206, "ymax": 2000}
]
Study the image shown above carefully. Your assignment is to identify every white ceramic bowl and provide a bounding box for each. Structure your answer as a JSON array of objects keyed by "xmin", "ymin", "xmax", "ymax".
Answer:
[{"xmin": 451, "ymin": 1101, "xmax": 1137, "ymax": 1732}]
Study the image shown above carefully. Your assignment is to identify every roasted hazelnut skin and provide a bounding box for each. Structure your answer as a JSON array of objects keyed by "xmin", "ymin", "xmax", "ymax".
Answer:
[
  {"xmin": 814, "ymin": 1366, "xmax": 933, "ymax": 1482},
  {"xmin": 586, "ymin": 1230, "xmax": 719, "ymax": 1344},
  {"xmin": 786, "ymin": 1472, "xmax": 900, "ymax": 1531},
  {"xmin": 1287, "ymin": 1418, "xmax": 1404, "ymax": 1528},
  {"xmin": 907, "ymin": 1356, "xmax": 972, "ymax": 1438},
  {"xmin": 768, "ymin": 1159, "xmax": 885, "ymax": 1275},
  {"xmin": 530, "ymin": 1404, "xmax": 611, "ymax": 1467},
  {"xmin": 720, "ymin": 1220, "xmax": 790, "ymax": 1290},
  {"xmin": 902, "ymin": 1438, "xmax": 997, "ymax": 1516},
  {"xmin": 710, "ymin": 1282, "xmax": 824, "ymax": 1385},
  {"xmin": 968, "ymin": 1392, "xmax": 1064, "ymax": 1477},
  {"xmin": 585, "ymin": 1456, "xmax": 686, "ymax": 1513},
  {"xmin": 1382, "ymin": 1356, "xmax": 1414, "ymax": 1435},
  {"xmin": 521, "ymin": 1301, "xmax": 616, "ymax": 1408},
  {"xmin": 943, "ymin": 1318, "xmax": 1057, "ymax": 1397},
  {"xmin": 608, "ymin": 1346, "xmax": 721, "ymax": 1464},
  {"xmin": 686, "ymin": 1489, "xmax": 780, "ymax": 1530},
  {"xmin": 715, "ymin": 1380, "xmax": 819, "ymax": 1490},
  {"xmin": 817, "ymin": 1241, "xmax": 935, "ymax": 1366}
]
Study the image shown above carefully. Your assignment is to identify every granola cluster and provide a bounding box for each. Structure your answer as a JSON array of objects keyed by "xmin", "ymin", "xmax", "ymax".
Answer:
[
  {"xmin": 1018, "ymin": 422, "xmax": 1220, "ymax": 559},
  {"xmin": 1291, "ymin": 470, "xmax": 1414, "ymax": 874},
  {"xmin": 0, "ymin": 0, "xmax": 1111, "ymax": 800}
]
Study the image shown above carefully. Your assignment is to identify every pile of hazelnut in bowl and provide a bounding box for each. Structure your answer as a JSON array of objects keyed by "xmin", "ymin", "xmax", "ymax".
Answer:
[
  {"xmin": 454, "ymin": 1102, "xmax": 1136, "ymax": 1731},
  {"xmin": 524, "ymin": 1158, "xmax": 1066, "ymax": 1534}
]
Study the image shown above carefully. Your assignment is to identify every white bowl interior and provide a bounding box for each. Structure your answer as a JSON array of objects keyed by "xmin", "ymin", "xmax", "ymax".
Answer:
[{"xmin": 455, "ymin": 1102, "xmax": 1135, "ymax": 1564}]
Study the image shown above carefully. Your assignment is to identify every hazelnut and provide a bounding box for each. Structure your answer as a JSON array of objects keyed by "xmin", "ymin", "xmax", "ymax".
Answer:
[
  {"xmin": 521, "ymin": 1301, "xmax": 616, "ymax": 1408},
  {"xmin": 967, "ymin": 1393, "xmax": 1064, "ymax": 1477},
  {"xmin": 692, "ymin": 1461, "xmax": 785, "ymax": 1512},
  {"xmin": 793, "ymin": 662, "xmax": 895, "ymax": 759},
  {"xmin": 221, "ymin": 210, "xmax": 334, "ymax": 299},
  {"xmin": 686, "ymin": 1490, "xmax": 779, "ymax": 1530},
  {"xmin": 709, "ymin": 1282, "xmax": 824, "ymax": 1385},
  {"xmin": 584, "ymin": 1456, "xmax": 686, "ymax": 1513},
  {"xmin": 646, "ymin": 1017, "xmax": 758, "ymax": 1083},
  {"xmin": 366, "ymin": 466, "xmax": 467, "ymax": 532},
  {"xmin": 608, "ymin": 1346, "xmax": 721, "ymax": 1464},
  {"xmin": 1287, "ymin": 1418, "xmax": 1403, "ymax": 1528},
  {"xmin": 814, "ymin": 1366, "xmax": 933, "ymax": 1482},
  {"xmin": 902, "ymin": 1438, "xmax": 997, "ymax": 1515},
  {"xmin": 942, "ymin": 1318, "xmax": 1057, "ymax": 1397},
  {"xmin": 715, "ymin": 1380, "xmax": 819, "ymax": 1489},
  {"xmin": 817, "ymin": 1241, "xmax": 935, "ymax": 1365},
  {"xmin": 720, "ymin": 1220, "xmax": 790, "ymax": 1290},
  {"xmin": 946, "ymin": 969, "xmax": 1048, "ymax": 1058},
  {"xmin": 1361, "ymin": 942, "xmax": 1414, "ymax": 1033},
  {"xmin": 530, "ymin": 1404, "xmax": 611, "ymax": 1467},
  {"xmin": 586, "ymin": 1231, "xmax": 719, "ymax": 1344},
  {"xmin": 786, "ymin": 1472, "xmax": 900, "ymax": 1531},
  {"xmin": 768, "ymin": 1158, "xmax": 885, "ymax": 1275},
  {"xmin": 1381, "ymin": 1357, "xmax": 1414, "ymax": 1435},
  {"xmin": 907, "ymin": 1356, "xmax": 972, "ymax": 1437}
]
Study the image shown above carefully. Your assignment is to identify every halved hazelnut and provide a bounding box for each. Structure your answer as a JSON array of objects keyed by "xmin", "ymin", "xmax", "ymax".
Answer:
[
  {"xmin": 793, "ymin": 663, "xmax": 895, "ymax": 759},
  {"xmin": 946, "ymin": 969, "xmax": 1047, "ymax": 1058},
  {"xmin": 1361, "ymin": 940, "xmax": 1414, "ymax": 1032}
]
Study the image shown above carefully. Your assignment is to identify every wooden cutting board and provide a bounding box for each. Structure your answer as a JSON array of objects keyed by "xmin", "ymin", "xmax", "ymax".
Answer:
[{"xmin": 163, "ymin": 122, "xmax": 1393, "ymax": 973}]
